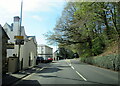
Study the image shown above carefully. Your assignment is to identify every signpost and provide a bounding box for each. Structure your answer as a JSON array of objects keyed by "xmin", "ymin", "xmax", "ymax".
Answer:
[
  {"xmin": 7, "ymin": 43, "xmax": 14, "ymax": 49},
  {"xmin": 15, "ymin": 39, "xmax": 24, "ymax": 45},
  {"xmin": 18, "ymin": 0, "xmax": 23, "ymax": 70},
  {"xmin": 14, "ymin": 36, "xmax": 24, "ymax": 45},
  {"xmin": 14, "ymin": 36, "xmax": 24, "ymax": 39}
]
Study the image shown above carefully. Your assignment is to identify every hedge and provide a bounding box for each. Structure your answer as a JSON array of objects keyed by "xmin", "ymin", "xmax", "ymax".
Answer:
[{"xmin": 81, "ymin": 54, "xmax": 120, "ymax": 71}]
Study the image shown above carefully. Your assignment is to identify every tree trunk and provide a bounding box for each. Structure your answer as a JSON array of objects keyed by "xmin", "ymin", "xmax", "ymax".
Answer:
[
  {"xmin": 103, "ymin": 10, "xmax": 111, "ymax": 40},
  {"xmin": 84, "ymin": 23, "xmax": 93, "ymax": 56}
]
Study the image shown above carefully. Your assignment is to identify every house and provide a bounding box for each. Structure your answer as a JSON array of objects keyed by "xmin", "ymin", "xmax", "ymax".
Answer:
[
  {"xmin": 3, "ymin": 16, "xmax": 37, "ymax": 70},
  {"xmin": 0, "ymin": 25, "xmax": 9, "ymax": 75},
  {"xmin": 21, "ymin": 36, "xmax": 37, "ymax": 68},
  {"xmin": 37, "ymin": 44, "xmax": 53, "ymax": 60},
  {"xmin": 53, "ymin": 50, "xmax": 59, "ymax": 61}
]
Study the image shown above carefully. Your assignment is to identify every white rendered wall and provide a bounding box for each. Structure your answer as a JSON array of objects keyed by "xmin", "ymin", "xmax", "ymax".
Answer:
[
  {"xmin": 38, "ymin": 45, "xmax": 53, "ymax": 60},
  {"xmin": 21, "ymin": 39, "xmax": 37, "ymax": 69}
]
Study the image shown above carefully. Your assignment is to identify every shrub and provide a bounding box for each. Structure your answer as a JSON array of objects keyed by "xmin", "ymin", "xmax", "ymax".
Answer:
[{"xmin": 81, "ymin": 54, "xmax": 119, "ymax": 71}]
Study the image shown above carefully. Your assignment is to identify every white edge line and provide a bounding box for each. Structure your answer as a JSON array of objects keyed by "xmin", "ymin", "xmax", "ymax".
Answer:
[
  {"xmin": 22, "ymin": 67, "xmax": 46, "ymax": 80},
  {"xmin": 12, "ymin": 67, "xmax": 45, "ymax": 85},
  {"xmin": 76, "ymin": 71, "xmax": 87, "ymax": 81}
]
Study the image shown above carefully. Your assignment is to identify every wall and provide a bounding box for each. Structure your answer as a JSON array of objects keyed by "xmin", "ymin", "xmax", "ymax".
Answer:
[
  {"xmin": 0, "ymin": 26, "xmax": 2, "ymax": 86},
  {"xmin": 38, "ymin": 45, "xmax": 53, "ymax": 54},
  {"xmin": 21, "ymin": 39, "xmax": 37, "ymax": 69},
  {"xmin": 45, "ymin": 46, "xmax": 53, "ymax": 55},
  {"xmin": 3, "ymin": 24, "xmax": 15, "ymax": 57}
]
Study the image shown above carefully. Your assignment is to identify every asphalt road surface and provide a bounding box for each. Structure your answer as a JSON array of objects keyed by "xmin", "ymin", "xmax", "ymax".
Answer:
[{"xmin": 12, "ymin": 59, "xmax": 119, "ymax": 86}]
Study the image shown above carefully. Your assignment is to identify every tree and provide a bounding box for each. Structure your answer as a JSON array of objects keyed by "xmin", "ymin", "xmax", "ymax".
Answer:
[{"xmin": 44, "ymin": 2, "xmax": 119, "ymax": 57}]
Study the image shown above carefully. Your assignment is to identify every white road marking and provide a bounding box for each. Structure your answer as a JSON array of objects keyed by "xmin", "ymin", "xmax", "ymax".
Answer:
[
  {"xmin": 66, "ymin": 60, "xmax": 71, "ymax": 66},
  {"xmin": 12, "ymin": 67, "xmax": 45, "ymax": 86},
  {"xmin": 76, "ymin": 71, "xmax": 87, "ymax": 81},
  {"xmin": 65, "ymin": 60, "xmax": 87, "ymax": 81},
  {"xmin": 39, "ymin": 67, "xmax": 45, "ymax": 71},
  {"xmin": 71, "ymin": 66, "xmax": 75, "ymax": 70},
  {"xmin": 69, "ymin": 60, "xmax": 71, "ymax": 65}
]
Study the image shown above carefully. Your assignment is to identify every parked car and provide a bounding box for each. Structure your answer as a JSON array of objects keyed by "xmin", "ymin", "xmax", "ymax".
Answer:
[
  {"xmin": 36, "ymin": 56, "xmax": 44, "ymax": 65},
  {"xmin": 47, "ymin": 57, "xmax": 53, "ymax": 62}
]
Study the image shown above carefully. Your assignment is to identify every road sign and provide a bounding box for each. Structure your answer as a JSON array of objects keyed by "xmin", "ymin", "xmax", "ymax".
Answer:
[
  {"xmin": 15, "ymin": 39, "xmax": 24, "ymax": 45},
  {"xmin": 14, "ymin": 36, "xmax": 24, "ymax": 39},
  {"xmin": 7, "ymin": 43, "xmax": 14, "ymax": 49}
]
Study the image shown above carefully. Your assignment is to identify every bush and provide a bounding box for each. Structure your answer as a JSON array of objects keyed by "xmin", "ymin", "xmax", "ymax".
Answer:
[{"xmin": 81, "ymin": 54, "xmax": 119, "ymax": 71}]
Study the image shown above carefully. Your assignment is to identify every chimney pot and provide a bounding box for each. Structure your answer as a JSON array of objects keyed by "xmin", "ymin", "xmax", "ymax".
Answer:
[{"xmin": 14, "ymin": 16, "xmax": 20, "ymax": 22}]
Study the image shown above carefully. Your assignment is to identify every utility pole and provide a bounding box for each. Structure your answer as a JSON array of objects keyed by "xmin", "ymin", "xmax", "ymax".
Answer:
[
  {"xmin": 18, "ymin": 0, "xmax": 23, "ymax": 71},
  {"xmin": 20, "ymin": 0, "xmax": 23, "ymax": 36}
]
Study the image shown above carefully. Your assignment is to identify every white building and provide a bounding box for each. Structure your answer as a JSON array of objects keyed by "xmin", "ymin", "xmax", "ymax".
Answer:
[
  {"xmin": 3, "ymin": 16, "xmax": 37, "ymax": 70},
  {"xmin": 38, "ymin": 44, "xmax": 53, "ymax": 60}
]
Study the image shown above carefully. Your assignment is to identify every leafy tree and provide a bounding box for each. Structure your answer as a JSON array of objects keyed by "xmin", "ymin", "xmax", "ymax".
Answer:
[{"xmin": 44, "ymin": 2, "xmax": 119, "ymax": 58}]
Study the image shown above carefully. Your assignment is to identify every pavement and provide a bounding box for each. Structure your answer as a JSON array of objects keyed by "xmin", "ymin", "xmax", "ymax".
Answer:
[{"xmin": 2, "ymin": 65, "xmax": 42, "ymax": 86}]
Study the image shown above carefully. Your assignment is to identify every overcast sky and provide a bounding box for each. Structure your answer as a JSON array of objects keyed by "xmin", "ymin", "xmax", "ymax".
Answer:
[{"xmin": 0, "ymin": 0, "xmax": 66, "ymax": 52}]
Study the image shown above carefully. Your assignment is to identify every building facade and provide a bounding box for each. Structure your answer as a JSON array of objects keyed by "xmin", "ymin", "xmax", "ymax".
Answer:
[
  {"xmin": 3, "ymin": 16, "xmax": 37, "ymax": 70},
  {"xmin": 0, "ymin": 25, "xmax": 9, "ymax": 74},
  {"xmin": 37, "ymin": 44, "xmax": 53, "ymax": 60}
]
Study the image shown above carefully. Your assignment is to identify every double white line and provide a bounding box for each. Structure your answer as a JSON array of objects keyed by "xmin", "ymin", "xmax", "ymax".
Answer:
[{"xmin": 66, "ymin": 60, "xmax": 87, "ymax": 81}]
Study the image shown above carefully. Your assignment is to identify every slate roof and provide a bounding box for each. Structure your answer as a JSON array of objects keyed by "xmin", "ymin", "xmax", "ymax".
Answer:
[
  {"xmin": 0, "ymin": 24, "xmax": 10, "ymax": 39},
  {"xmin": 5, "ymin": 23, "xmax": 13, "ymax": 31}
]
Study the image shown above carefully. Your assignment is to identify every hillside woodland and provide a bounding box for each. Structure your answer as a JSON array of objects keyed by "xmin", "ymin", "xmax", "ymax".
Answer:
[{"xmin": 45, "ymin": 2, "xmax": 120, "ymax": 71}]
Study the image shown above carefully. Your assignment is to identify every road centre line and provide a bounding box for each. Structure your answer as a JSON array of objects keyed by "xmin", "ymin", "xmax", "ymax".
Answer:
[
  {"xmin": 69, "ymin": 60, "xmax": 72, "ymax": 66},
  {"xmin": 71, "ymin": 66, "xmax": 75, "ymax": 70},
  {"xmin": 66, "ymin": 60, "xmax": 87, "ymax": 81},
  {"xmin": 66, "ymin": 60, "xmax": 72, "ymax": 66},
  {"xmin": 76, "ymin": 71, "xmax": 87, "ymax": 81}
]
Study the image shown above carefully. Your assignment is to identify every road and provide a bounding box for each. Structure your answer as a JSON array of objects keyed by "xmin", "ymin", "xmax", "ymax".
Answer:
[{"xmin": 12, "ymin": 59, "xmax": 119, "ymax": 86}]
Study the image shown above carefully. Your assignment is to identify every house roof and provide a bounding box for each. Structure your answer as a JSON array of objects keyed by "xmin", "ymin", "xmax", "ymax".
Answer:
[
  {"xmin": 27, "ymin": 36, "xmax": 37, "ymax": 44},
  {"xmin": 38, "ymin": 44, "xmax": 53, "ymax": 49},
  {"xmin": 27, "ymin": 36, "xmax": 35, "ymax": 38},
  {"xmin": 0, "ymin": 24, "xmax": 10, "ymax": 39},
  {"xmin": 27, "ymin": 36, "xmax": 36, "ymax": 40},
  {"xmin": 5, "ymin": 23, "xmax": 13, "ymax": 31}
]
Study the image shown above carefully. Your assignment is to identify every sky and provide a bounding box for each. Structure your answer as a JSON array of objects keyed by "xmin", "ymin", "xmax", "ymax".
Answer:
[{"xmin": 0, "ymin": 0, "xmax": 67, "ymax": 52}]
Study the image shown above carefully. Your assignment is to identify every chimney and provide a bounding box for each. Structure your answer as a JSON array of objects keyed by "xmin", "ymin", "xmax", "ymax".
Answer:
[{"xmin": 14, "ymin": 16, "xmax": 20, "ymax": 22}]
